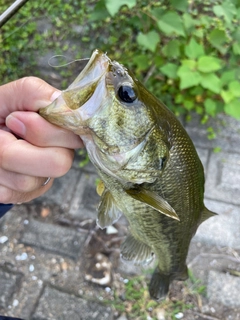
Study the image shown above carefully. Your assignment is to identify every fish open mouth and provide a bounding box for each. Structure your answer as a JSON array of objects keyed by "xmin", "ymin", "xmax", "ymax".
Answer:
[{"xmin": 39, "ymin": 49, "xmax": 110, "ymax": 133}]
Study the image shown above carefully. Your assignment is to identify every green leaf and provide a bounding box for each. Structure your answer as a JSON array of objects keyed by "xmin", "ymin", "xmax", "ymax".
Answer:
[
  {"xmin": 175, "ymin": 94, "xmax": 183, "ymax": 103},
  {"xmin": 221, "ymin": 90, "xmax": 235, "ymax": 103},
  {"xmin": 182, "ymin": 13, "xmax": 196, "ymax": 32},
  {"xmin": 229, "ymin": 81, "xmax": 240, "ymax": 97},
  {"xmin": 181, "ymin": 59, "xmax": 197, "ymax": 69},
  {"xmin": 170, "ymin": 0, "xmax": 188, "ymax": 12},
  {"xmin": 213, "ymin": 2, "xmax": 236, "ymax": 24},
  {"xmin": 208, "ymin": 29, "xmax": 228, "ymax": 54},
  {"xmin": 177, "ymin": 65, "xmax": 201, "ymax": 89},
  {"xmin": 183, "ymin": 99, "xmax": 194, "ymax": 110},
  {"xmin": 232, "ymin": 28, "xmax": 240, "ymax": 41},
  {"xmin": 197, "ymin": 56, "xmax": 223, "ymax": 73},
  {"xmin": 132, "ymin": 55, "xmax": 149, "ymax": 71},
  {"xmin": 200, "ymin": 73, "xmax": 221, "ymax": 93},
  {"xmin": 160, "ymin": 63, "xmax": 178, "ymax": 79},
  {"xmin": 162, "ymin": 40, "xmax": 180, "ymax": 58},
  {"xmin": 185, "ymin": 38, "xmax": 205, "ymax": 59},
  {"xmin": 157, "ymin": 12, "xmax": 185, "ymax": 37},
  {"xmin": 213, "ymin": 146, "xmax": 222, "ymax": 153},
  {"xmin": 137, "ymin": 30, "xmax": 160, "ymax": 52},
  {"xmin": 89, "ymin": 0, "xmax": 109, "ymax": 21},
  {"xmin": 220, "ymin": 70, "xmax": 236, "ymax": 86},
  {"xmin": 224, "ymin": 98, "xmax": 240, "ymax": 119},
  {"xmin": 233, "ymin": 42, "xmax": 240, "ymax": 55},
  {"xmin": 105, "ymin": 0, "xmax": 137, "ymax": 16},
  {"xmin": 199, "ymin": 15, "xmax": 211, "ymax": 28},
  {"xmin": 193, "ymin": 28, "xmax": 204, "ymax": 39},
  {"xmin": 204, "ymin": 98, "xmax": 217, "ymax": 116}
]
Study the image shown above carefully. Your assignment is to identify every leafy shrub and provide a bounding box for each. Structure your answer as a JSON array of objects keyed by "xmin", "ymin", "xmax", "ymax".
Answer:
[
  {"xmin": 1, "ymin": 0, "xmax": 240, "ymax": 120},
  {"xmin": 92, "ymin": 0, "xmax": 240, "ymax": 120}
]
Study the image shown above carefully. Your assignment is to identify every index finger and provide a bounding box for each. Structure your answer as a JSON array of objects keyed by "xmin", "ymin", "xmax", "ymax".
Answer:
[
  {"xmin": 6, "ymin": 111, "xmax": 83, "ymax": 149},
  {"xmin": 0, "ymin": 77, "xmax": 58, "ymax": 119}
]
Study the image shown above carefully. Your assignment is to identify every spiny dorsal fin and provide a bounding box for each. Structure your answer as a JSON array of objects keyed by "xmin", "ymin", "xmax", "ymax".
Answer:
[
  {"xmin": 199, "ymin": 207, "xmax": 218, "ymax": 224},
  {"xmin": 126, "ymin": 188, "xmax": 180, "ymax": 221},
  {"xmin": 97, "ymin": 190, "xmax": 122, "ymax": 229},
  {"xmin": 120, "ymin": 233, "xmax": 154, "ymax": 266}
]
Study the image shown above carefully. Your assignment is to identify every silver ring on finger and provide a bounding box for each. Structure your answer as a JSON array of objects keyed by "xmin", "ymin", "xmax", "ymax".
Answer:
[{"xmin": 42, "ymin": 177, "xmax": 51, "ymax": 186}]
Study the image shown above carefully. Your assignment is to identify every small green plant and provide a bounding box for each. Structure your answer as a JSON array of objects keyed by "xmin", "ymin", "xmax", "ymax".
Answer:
[
  {"xmin": 78, "ymin": 149, "xmax": 90, "ymax": 168},
  {"xmin": 109, "ymin": 270, "xmax": 206, "ymax": 320},
  {"xmin": 187, "ymin": 269, "xmax": 207, "ymax": 297}
]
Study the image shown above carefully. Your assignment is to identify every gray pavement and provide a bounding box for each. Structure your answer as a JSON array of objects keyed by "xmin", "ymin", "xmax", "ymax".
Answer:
[{"xmin": 0, "ymin": 113, "xmax": 240, "ymax": 320}]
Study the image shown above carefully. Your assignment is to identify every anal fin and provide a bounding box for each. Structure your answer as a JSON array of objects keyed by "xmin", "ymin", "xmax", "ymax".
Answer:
[
  {"xmin": 120, "ymin": 234, "xmax": 154, "ymax": 266},
  {"xmin": 97, "ymin": 190, "xmax": 122, "ymax": 229}
]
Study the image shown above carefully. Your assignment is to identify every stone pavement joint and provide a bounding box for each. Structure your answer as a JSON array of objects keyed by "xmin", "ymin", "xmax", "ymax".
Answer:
[
  {"xmin": 21, "ymin": 220, "xmax": 87, "ymax": 259},
  {"xmin": 0, "ymin": 268, "xmax": 22, "ymax": 309},
  {"xmin": 32, "ymin": 286, "xmax": 113, "ymax": 320}
]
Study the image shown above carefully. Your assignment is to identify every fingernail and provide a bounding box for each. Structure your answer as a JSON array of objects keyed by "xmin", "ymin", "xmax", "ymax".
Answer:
[
  {"xmin": 6, "ymin": 114, "xmax": 26, "ymax": 137},
  {"xmin": 50, "ymin": 91, "xmax": 61, "ymax": 102},
  {"xmin": 34, "ymin": 91, "xmax": 61, "ymax": 109}
]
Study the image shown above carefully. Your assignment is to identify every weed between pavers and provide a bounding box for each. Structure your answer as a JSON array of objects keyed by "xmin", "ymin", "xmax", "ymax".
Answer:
[{"xmin": 104, "ymin": 269, "xmax": 206, "ymax": 320}]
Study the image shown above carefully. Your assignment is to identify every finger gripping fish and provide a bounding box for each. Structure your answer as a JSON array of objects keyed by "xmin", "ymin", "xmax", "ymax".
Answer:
[{"xmin": 40, "ymin": 49, "xmax": 217, "ymax": 301}]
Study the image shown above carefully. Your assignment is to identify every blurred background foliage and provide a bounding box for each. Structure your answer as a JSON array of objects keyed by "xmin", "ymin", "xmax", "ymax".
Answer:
[{"xmin": 0, "ymin": 0, "xmax": 240, "ymax": 121}]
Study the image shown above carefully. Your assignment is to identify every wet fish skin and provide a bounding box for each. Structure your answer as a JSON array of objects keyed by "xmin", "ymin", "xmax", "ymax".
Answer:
[{"xmin": 39, "ymin": 49, "xmax": 216, "ymax": 300}]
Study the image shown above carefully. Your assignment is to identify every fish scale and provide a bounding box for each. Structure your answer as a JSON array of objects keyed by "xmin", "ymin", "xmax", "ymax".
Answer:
[{"xmin": 40, "ymin": 49, "xmax": 217, "ymax": 301}]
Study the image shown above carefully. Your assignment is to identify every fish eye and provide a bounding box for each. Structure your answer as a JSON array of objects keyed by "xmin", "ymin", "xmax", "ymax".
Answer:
[{"xmin": 118, "ymin": 85, "xmax": 137, "ymax": 103}]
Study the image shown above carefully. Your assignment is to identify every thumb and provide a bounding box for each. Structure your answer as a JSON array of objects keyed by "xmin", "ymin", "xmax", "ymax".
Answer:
[{"xmin": 0, "ymin": 77, "xmax": 61, "ymax": 115}]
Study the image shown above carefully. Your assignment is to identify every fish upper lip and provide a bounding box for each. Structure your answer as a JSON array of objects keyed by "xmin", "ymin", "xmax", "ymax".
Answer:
[{"xmin": 67, "ymin": 49, "xmax": 110, "ymax": 92}]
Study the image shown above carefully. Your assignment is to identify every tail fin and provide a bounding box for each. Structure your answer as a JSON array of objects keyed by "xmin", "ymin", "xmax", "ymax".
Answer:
[
  {"xmin": 149, "ymin": 268, "xmax": 170, "ymax": 301},
  {"xmin": 174, "ymin": 264, "xmax": 189, "ymax": 281}
]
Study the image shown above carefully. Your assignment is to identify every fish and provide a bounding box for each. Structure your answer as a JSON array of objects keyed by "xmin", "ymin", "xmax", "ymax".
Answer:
[{"xmin": 39, "ymin": 49, "xmax": 217, "ymax": 300}]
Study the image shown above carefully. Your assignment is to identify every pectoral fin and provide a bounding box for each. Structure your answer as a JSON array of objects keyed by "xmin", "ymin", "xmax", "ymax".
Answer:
[
  {"xmin": 126, "ymin": 188, "xmax": 180, "ymax": 221},
  {"xmin": 120, "ymin": 233, "xmax": 154, "ymax": 266},
  {"xmin": 97, "ymin": 190, "xmax": 122, "ymax": 229}
]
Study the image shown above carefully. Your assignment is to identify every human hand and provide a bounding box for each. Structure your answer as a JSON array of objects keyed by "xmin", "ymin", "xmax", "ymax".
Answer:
[{"xmin": 0, "ymin": 77, "xmax": 83, "ymax": 204}]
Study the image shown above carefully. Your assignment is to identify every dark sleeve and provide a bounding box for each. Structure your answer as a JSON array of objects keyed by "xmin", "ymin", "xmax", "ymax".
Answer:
[{"xmin": 0, "ymin": 204, "xmax": 14, "ymax": 218}]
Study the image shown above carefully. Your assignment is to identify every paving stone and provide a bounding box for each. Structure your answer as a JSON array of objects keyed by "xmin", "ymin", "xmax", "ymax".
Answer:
[
  {"xmin": 32, "ymin": 286, "xmax": 113, "ymax": 320},
  {"xmin": 208, "ymin": 270, "xmax": 240, "ymax": 308},
  {"xmin": 194, "ymin": 199, "xmax": 240, "ymax": 249},
  {"xmin": 21, "ymin": 220, "xmax": 87, "ymax": 259},
  {"xmin": 205, "ymin": 152, "xmax": 240, "ymax": 205},
  {"xmin": 0, "ymin": 268, "xmax": 22, "ymax": 309},
  {"xmin": 39, "ymin": 168, "xmax": 81, "ymax": 209},
  {"xmin": 69, "ymin": 172, "xmax": 100, "ymax": 220},
  {"xmin": 7, "ymin": 280, "xmax": 43, "ymax": 320},
  {"xmin": 185, "ymin": 113, "xmax": 240, "ymax": 152}
]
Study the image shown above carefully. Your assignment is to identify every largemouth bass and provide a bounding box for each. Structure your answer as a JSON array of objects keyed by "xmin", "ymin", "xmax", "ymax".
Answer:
[{"xmin": 40, "ymin": 49, "xmax": 216, "ymax": 300}]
